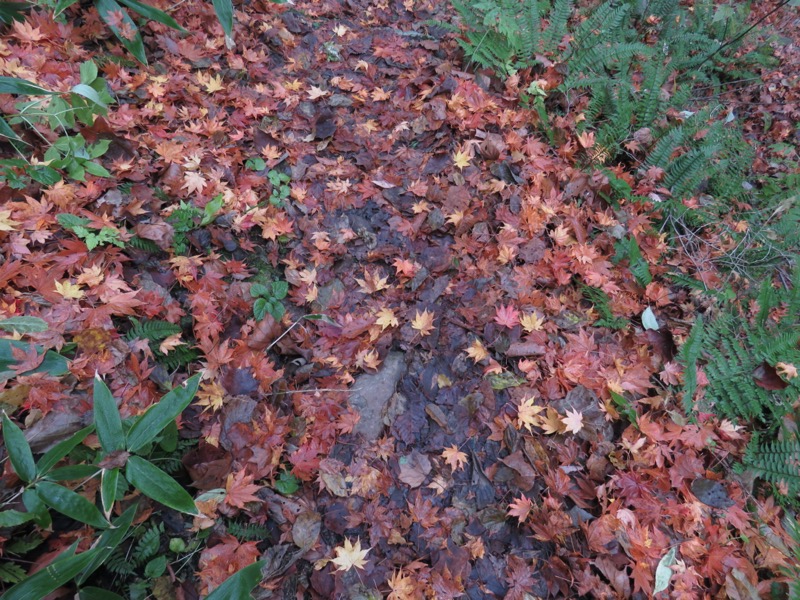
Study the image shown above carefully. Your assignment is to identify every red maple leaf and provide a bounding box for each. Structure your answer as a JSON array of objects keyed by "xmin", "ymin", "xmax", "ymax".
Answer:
[
  {"xmin": 223, "ymin": 470, "xmax": 261, "ymax": 509},
  {"xmin": 494, "ymin": 304, "xmax": 520, "ymax": 329}
]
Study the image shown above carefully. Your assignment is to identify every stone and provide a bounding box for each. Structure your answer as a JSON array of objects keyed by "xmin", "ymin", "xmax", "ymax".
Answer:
[{"xmin": 349, "ymin": 352, "xmax": 406, "ymax": 440}]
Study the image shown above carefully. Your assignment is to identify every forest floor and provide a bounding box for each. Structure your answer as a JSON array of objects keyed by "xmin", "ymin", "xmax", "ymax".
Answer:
[{"xmin": 1, "ymin": 0, "xmax": 799, "ymax": 598}]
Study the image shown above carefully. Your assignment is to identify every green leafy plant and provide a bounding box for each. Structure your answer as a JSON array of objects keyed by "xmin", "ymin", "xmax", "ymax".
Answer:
[
  {"xmin": 0, "ymin": 62, "xmax": 112, "ymax": 186},
  {"xmin": 57, "ymin": 213, "xmax": 124, "ymax": 250},
  {"xmin": 267, "ymin": 169, "xmax": 291, "ymax": 207},
  {"xmin": 50, "ymin": 0, "xmax": 233, "ymax": 64},
  {"xmin": 0, "ymin": 374, "xmax": 201, "ymax": 597},
  {"xmin": 581, "ymin": 284, "xmax": 628, "ymax": 330},
  {"xmin": 251, "ymin": 280, "xmax": 288, "ymax": 321},
  {"xmin": 613, "ymin": 235, "xmax": 652, "ymax": 288}
]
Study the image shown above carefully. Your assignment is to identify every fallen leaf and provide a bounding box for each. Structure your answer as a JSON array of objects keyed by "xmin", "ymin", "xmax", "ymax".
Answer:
[
  {"xmin": 411, "ymin": 309, "xmax": 435, "ymax": 337},
  {"xmin": 507, "ymin": 496, "xmax": 534, "ymax": 523},
  {"xmin": 441, "ymin": 446, "xmax": 468, "ymax": 471},
  {"xmin": 330, "ymin": 537, "xmax": 370, "ymax": 572}
]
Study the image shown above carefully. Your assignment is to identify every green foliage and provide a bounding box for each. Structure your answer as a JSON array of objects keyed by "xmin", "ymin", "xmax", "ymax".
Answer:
[
  {"xmin": 741, "ymin": 433, "xmax": 800, "ymax": 505},
  {"xmin": 125, "ymin": 317, "xmax": 198, "ymax": 370},
  {"xmin": 680, "ymin": 270, "xmax": 800, "ymax": 505},
  {"xmin": 268, "ymin": 169, "xmax": 291, "ymax": 207},
  {"xmin": 57, "ymin": 213, "xmax": 123, "ymax": 250},
  {"xmin": 251, "ymin": 280, "xmax": 288, "ymax": 322},
  {"xmin": 226, "ymin": 519, "xmax": 271, "ymax": 541},
  {"xmin": 167, "ymin": 201, "xmax": 202, "ymax": 254},
  {"xmin": 613, "ymin": 235, "xmax": 652, "ymax": 287},
  {"xmin": 0, "ymin": 375, "xmax": 201, "ymax": 595},
  {"xmin": 581, "ymin": 284, "xmax": 628, "ymax": 330},
  {"xmin": 0, "ymin": 62, "xmax": 112, "ymax": 187}
]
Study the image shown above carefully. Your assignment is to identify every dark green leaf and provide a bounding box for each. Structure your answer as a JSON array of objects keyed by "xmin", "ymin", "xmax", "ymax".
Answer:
[
  {"xmin": 2, "ymin": 412, "xmax": 36, "ymax": 482},
  {"xmin": 76, "ymin": 504, "xmax": 137, "ymax": 585},
  {"xmin": 205, "ymin": 559, "xmax": 266, "ymax": 600},
  {"xmin": 125, "ymin": 456, "xmax": 198, "ymax": 515},
  {"xmin": 253, "ymin": 297, "xmax": 268, "ymax": 321},
  {"xmin": 35, "ymin": 482, "xmax": 108, "ymax": 529},
  {"xmin": 144, "ymin": 555, "xmax": 167, "ymax": 578},
  {"xmin": 0, "ymin": 542, "xmax": 100, "ymax": 600},
  {"xmin": 44, "ymin": 464, "xmax": 100, "ymax": 481},
  {"xmin": 0, "ymin": 76, "xmax": 52, "ymax": 96},
  {"xmin": 54, "ymin": 0, "xmax": 81, "ymax": 17},
  {"xmin": 118, "ymin": 0, "xmax": 186, "ymax": 31},
  {"xmin": 0, "ymin": 116, "xmax": 25, "ymax": 146},
  {"xmin": 78, "ymin": 587, "xmax": 126, "ymax": 600},
  {"xmin": 95, "ymin": 0, "xmax": 147, "ymax": 64},
  {"xmin": 274, "ymin": 471, "xmax": 299, "ymax": 495},
  {"xmin": 22, "ymin": 488, "xmax": 51, "ymax": 528},
  {"xmin": 250, "ymin": 283, "xmax": 269, "ymax": 298},
  {"xmin": 201, "ymin": 194, "xmax": 224, "ymax": 226},
  {"xmin": 93, "ymin": 375, "xmax": 125, "ymax": 453},
  {"xmin": 0, "ymin": 2, "xmax": 28, "ymax": 24},
  {"xmin": 36, "ymin": 425, "xmax": 94, "ymax": 475},
  {"xmin": 126, "ymin": 373, "xmax": 201, "ymax": 453},
  {"xmin": 0, "ymin": 339, "xmax": 69, "ymax": 382},
  {"xmin": 0, "ymin": 509, "xmax": 34, "ymax": 527},
  {"xmin": 101, "ymin": 468, "xmax": 119, "ymax": 514},
  {"xmin": 0, "ymin": 316, "xmax": 48, "ymax": 333},
  {"xmin": 211, "ymin": 0, "xmax": 234, "ymax": 39},
  {"xmin": 28, "ymin": 165, "xmax": 62, "ymax": 185},
  {"xmin": 270, "ymin": 281, "xmax": 288, "ymax": 300}
]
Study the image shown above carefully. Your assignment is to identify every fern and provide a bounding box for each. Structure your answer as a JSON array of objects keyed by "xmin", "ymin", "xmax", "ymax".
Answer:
[
  {"xmin": 227, "ymin": 520, "xmax": 271, "ymax": 541},
  {"xmin": 742, "ymin": 433, "xmax": 800, "ymax": 503},
  {"xmin": 127, "ymin": 236, "xmax": 161, "ymax": 253},
  {"xmin": 613, "ymin": 235, "xmax": 652, "ymax": 287},
  {"xmin": 581, "ymin": 284, "xmax": 628, "ymax": 330},
  {"xmin": 126, "ymin": 318, "xmax": 181, "ymax": 342}
]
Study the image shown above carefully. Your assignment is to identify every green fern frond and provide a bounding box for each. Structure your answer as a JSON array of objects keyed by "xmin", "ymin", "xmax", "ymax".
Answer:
[
  {"xmin": 226, "ymin": 520, "xmax": 271, "ymax": 541},
  {"xmin": 126, "ymin": 318, "xmax": 182, "ymax": 343},
  {"xmin": 743, "ymin": 433, "xmax": 800, "ymax": 501}
]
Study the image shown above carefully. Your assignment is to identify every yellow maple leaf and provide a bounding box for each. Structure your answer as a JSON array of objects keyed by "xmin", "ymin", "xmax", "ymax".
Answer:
[
  {"xmin": 54, "ymin": 280, "xmax": 84, "ymax": 300},
  {"xmin": 452, "ymin": 149, "xmax": 471, "ymax": 170},
  {"xmin": 441, "ymin": 446, "xmax": 468, "ymax": 471},
  {"xmin": 516, "ymin": 397, "xmax": 544, "ymax": 432},
  {"xmin": 0, "ymin": 210, "xmax": 20, "ymax": 232},
  {"xmin": 355, "ymin": 268, "xmax": 389, "ymax": 294},
  {"xmin": 520, "ymin": 312, "xmax": 545, "ymax": 332},
  {"xmin": 182, "ymin": 171, "xmax": 207, "ymax": 195},
  {"xmin": 465, "ymin": 338, "xmax": 489, "ymax": 363},
  {"xmin": 540, "ymin": 407, "xmax": 565, "ymax": 435},
  {"xmin": 198, "ymin": 73, "xmax": 224, "ymax": 93},
  {"xmin": 331, "ymin": 538, "xmax": 370, "ymax": 572},
  {"xmin": 776, "ymin": 362, "xmax": 798, "ymax": 380},
  {"xmin": 561, "ymin": 408, "xmax": 584, "ymax": 434},
  {"xmin": 411, "ymin": 309, "xmax": 435, "ymax": 337},
  {"xmin": 159, "ymin": 333, "xmax": 184, "ymax": 355},
  {"xmin": 375, "ymin": 307, "xmax": 399, "ymax": 330}
]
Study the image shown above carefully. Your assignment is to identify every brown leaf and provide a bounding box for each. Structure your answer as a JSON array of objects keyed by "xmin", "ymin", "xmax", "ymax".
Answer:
[
  {"xmin": 753, "ymin": 361, "xmax": 789, "ymax": 390},
  {"xmin": 398, "ymin": 450, "xmax": 432, "ymax": 488},
  {"xmin": 645, "ymin": 328, "xmax": 677, "ymax": 362},
  {"xmin": 292, "ymin": 510, "xmax": 321, "ymax": 551}
]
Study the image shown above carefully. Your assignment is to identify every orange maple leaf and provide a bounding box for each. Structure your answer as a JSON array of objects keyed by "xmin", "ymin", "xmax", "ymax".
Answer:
[
  {"xmin": 224, "ymin": 470, "xmax": 261, "ymax": 509},
  {"xmin": 411, "ymin": 309, "xmax": 435, "ymax": 337},
  {"xmin": 441, "ymin": 446, "xmax": 468, "ymax": 471},
  {"xmin": 516, "ymin": 397, "xmax": 544, "ymax": 432},
  {"xmin": 508, "ymin": 496, "xmax": 534, "ymax": 523},
  {"xmin": 465, "ymin": 338, "xmax": 489, "ymax": 363}
]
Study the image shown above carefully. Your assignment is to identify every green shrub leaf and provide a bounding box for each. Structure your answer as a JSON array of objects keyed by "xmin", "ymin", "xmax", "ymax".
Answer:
[
  {"xmin": 0, "ymin": 509, "xmax": 34, "ymax": 527},
  {"xmin": 205, "ymin": 559, "xmax": 266, "ymax": 600},
  {"xmin": 211, "ymin": 0, "xmax": 234, "ymax": 39},
  {"xmin": 2, "ymin": 412, "xmax": 36, "ymax": 482},
  {"xmin": 35, "ymin": 482, "xmax": 108, "ymax": 529},
  {"xmin": 118, "ymin": 0, "xmax": 186, "ymax": 31},
  {"xmin": 0, "ymin": 339, "xmax": 69, "ymax": 382},
  {"xmin": 100, "ymin": 468, "xmax": 119, "ymax": 514},
  {"xmin": 93, "ymin": 375, "xmax": 125, "ymax": 453},
  {"xmin": 0, "ymin": 76, "xmax": 53, "ymax": 96},
  {"xmin": 0, "ymin": 542, "xmax": 100, "ymax": 600},
  {"xmin": 76, "ymin": 504, "xmax": 137, "ymax": 585},
  {"xmin": 125, "ymin": 456, "xmax": 198, "ymax": 515},
  {"xmin": 126, "ymin": 373, "xmax": 201, "ymax": 453},
  {"xmin": 0, "ymin": 316, "xmax": 48, "ymax": 333},
  {"xmin": 95, "ymin": 0, "xmax": 147, "ymax": 64}
]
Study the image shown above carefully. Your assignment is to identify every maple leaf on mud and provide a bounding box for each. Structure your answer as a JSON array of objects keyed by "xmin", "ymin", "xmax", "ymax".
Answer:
[
  {"xmin": 411, "ymin": 309, "xmax": 435, "ymax": 337},
  {"xmin": 223, "ymin": 469, "xmax": 261, "ymax": 510},
  {"xmin": 494, "ymin": 304, "xmax": 520, "ymax": 328},
  {"xmin": 508, "ymin": 496, "xmax": 534, "ymax": 523},
  {"xmin": 441, "ymin": 446, "xmax": 468, "ymax": 471},
  {"xmin": 330, "ymin": 537, "xmax": 370, "ymax": 572}
]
